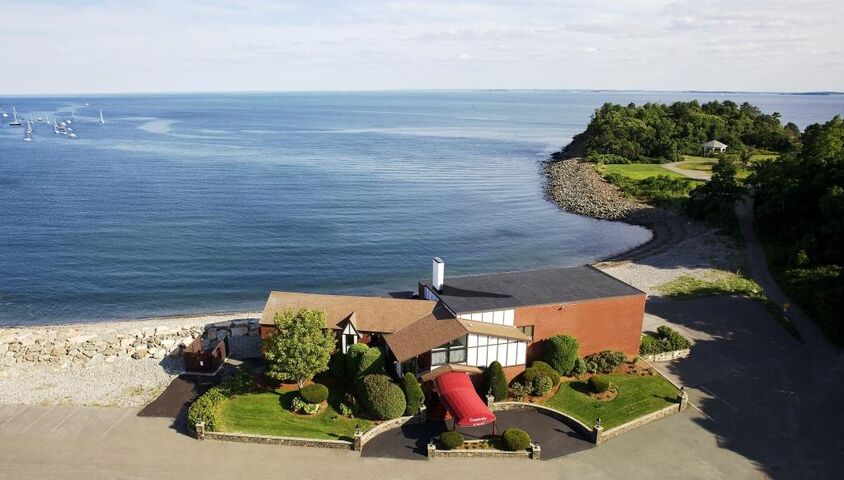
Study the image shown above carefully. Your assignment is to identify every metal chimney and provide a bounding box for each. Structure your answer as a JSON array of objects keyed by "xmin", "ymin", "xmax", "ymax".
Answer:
[{"xmin": 432, "ymin": 257, "xmax": 445, "ymax": 292}]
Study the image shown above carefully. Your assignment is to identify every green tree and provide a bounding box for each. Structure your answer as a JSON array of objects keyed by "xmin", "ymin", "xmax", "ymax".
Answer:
[
  {"xmin": 262, "ymin": 309, "xmax": 334, "ymax": 388},
  {"xmin": 543, "ymin": 335, "xmax": 579, "ymax": 375},
  {"xmin": 484, "ymin": 361, "xmax": 508, "ymax": 401},
  {"xmin": 401, "ymin": 372, "xmax": 424, "ymax": 415},
  {"xmin": 345, "ymin": 343, "xmax": 369, "ymax": 380}
]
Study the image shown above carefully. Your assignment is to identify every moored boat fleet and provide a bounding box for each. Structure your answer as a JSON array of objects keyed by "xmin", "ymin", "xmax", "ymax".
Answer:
[{"xmin": 1, "ymin": 104, "xmax": 106, "ymax": 142}]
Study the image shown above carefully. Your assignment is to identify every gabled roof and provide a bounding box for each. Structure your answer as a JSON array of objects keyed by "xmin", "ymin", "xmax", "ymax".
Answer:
[
  {"xmin": 702, "ymin": 140, "xmax": 727, "ymax": 148},
  {"xmin": 384, "ymin": 308, "xmax": 530, "ymax": 363},
  {"xmin": 260, "ymin": 291, "xmax": 439, "ymax": 333},
  {"xmin": 421, "ymin": 265, "xmax": 644, "ymax": 314}
]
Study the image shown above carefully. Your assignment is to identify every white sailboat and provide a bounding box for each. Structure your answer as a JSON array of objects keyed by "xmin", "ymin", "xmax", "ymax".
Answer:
[
  {"xmin": 9, "ymin": 106, "xmax": 22, "ymax": 126},
  {"xmin": 23, "ymin": 121, "xmax": 32, "ymax": 141},
  {"xmin": 99, "ymin": 109, "xmax": 105, "ymax": 124},
  {"xmin": 53, "ymin": 120, "xmax": 59, "ymax": 134}
]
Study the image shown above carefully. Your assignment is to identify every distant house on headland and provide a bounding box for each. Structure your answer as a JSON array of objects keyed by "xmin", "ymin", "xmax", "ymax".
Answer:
[
  {"xmin": 259, "ymin": 258, "xmax": 645, "ymax": 384},
  {"xmin": 701, "ymin": 139, "xmax": 728, "ymax": 155}
]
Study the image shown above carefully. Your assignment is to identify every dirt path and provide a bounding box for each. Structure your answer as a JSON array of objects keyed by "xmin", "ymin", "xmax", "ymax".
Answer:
[{"xmin": 662, "ymin": 161, "xmax": 712, "ymax": 180}]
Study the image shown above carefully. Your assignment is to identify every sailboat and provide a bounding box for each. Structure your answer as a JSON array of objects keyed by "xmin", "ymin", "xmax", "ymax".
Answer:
[
  {"xmin": 9, "ymin": 106, "xmax": 22, "ymax": 126},
  {"xmin": 53, "ymin": 120, "xmax": 59, "ymax": 134},
  {"xmin": 99, "ymin": 109, "xmax": 105, "ymax": 125},
  {"xmin": 23, "ymin": 121, "xmax": 32, "ymax": 141}
]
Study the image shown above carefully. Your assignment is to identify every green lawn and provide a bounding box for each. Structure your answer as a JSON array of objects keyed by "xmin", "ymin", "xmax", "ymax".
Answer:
[
  {"xmin": 600, "ymin": 163, "xmax": 686, "ymax": 180},
  {"xmin": 542, "ymin": 374, "xmax": 679, "ymax": 430},
  {"xmin": 658, "ymin": 270, "xmax": 763, "ymax": 299},
  {"xmin": 217, "ymin": 387, "xmax": 373, "ymax": 441}
]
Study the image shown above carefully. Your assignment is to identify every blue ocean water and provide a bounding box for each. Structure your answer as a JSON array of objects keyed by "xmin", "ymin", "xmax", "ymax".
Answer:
[{"xmin": 1, "ymin": 91, "xmax": 842, "ymax": 325}]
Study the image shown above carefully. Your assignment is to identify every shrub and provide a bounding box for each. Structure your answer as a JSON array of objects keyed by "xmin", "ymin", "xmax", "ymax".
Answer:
[
  {"xmin": 302, "ymin": 402, "xmax": 321, "ymax": 415},
  {"xmin": 343, "ymin": 391, "xmax": 360, "ymax": 414},
  {"xmin": 440, "ymin": 431, "xmax": 464, "ymax": 450},
  {"xmin": 328, "ymin": 351, "xmax": 346, "ymax": 378},
  {"xmin": 357, "ymin": 374, "xmax": 406, "ymax": 420},
  {"xmin": 356, "ymin": 346, "xmax": 385, "ymax": 378},
  {"xmin": 345, "ymin": 343, "xmax": 369, "ymax": 379},
  {"xmin": 585, "ymin": 360, "xmax": 598, "ymax": 374},
  {"xmin": 502, "ymin": 428, "xmax": 531, "ymax": 451},
  {"xmin": 532, "ymin": 375, "xmax": 553, "ymax": 396},
  {"xmin": 187, "ymin": 387, "xmax": 226, "ymax": 431},
  {"xmin": 587, "ymin": 152, "xmax": 632, "ymax": 164},
  {"xmin": 299, "ymin": 383, "xmax": 329, "ymax": 404},
  {"xmin": 402, "ymin": 373, "xmax": 424, "ymax": 416},
  {"xmin": 509, "ymin": 381, "xmax": 532, "ymax": 401},
  {"xmin": 588, "ymin": 375, "xmax": 611, "ymax": 394},
  {"xmin": 571, "ymin": 357, "xmax": 587, "ymax": 376},
  {"xmin": 656, "ymin": 325, "xmax": 692, "ymax": 350},
  {"xmin": 338, "ymin": 403, "xmax": 353, "ymax": 416},
  {"xmin": 484, "ymin": 361, "xmax": 508, "ymax": 401},
  {"xmin": 216, "ymin": 368, "xmax": 255, "ymax": 396},
  {"xmin": 583, "ymin": 350, "xmax": 626, "ymax": 374},
  {"xmin": 523, "ymin": 361, "xmax": 561, "ymax": 386},
  {"xmin": 544, "ymin": 335, "xmax": 579, "ymax": 375},
  {"xmin": 290, "ymin": 395, "xmax": 305, "ymax": 413},
  {"xmin": 639, "ymin": 335, "xmax": 663, "ymax": 355}
]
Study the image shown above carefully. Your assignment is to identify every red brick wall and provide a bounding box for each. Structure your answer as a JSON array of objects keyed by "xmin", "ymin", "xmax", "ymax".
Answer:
[{"xmin": 515, "ymin": 294, "xmax": 645, "ymax": 362}]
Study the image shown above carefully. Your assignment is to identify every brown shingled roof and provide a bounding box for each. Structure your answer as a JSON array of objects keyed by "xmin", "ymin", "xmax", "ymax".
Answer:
[{"xmin": 260, "ymin": 291, "xmax": 439, "ymax": 334}]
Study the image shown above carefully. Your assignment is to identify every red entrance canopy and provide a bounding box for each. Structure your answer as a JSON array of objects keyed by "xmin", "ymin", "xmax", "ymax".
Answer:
[{"xmin": 434, "ymin": 371, "xmax": 496, "ymax": 427}]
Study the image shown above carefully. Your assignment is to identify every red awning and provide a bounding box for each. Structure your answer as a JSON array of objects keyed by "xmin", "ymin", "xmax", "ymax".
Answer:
[{"xmin": 434, "ymin": 372, "xmax": 496, "ymax": 427}]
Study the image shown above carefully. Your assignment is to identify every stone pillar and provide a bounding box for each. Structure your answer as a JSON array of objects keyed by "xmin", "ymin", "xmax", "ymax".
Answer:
[
  {"xmin": 531, "ymin": 443, "xmax": 541, "ymax": 460},
  {"xmin": 486, "ymin": 394, "xmax": 495, "ymax": 407},
  {"xmin": 353, "ymin": 431, "xmax": 363, "ymax": 451},
  {"xmin": 593, "ymin": 418, "xmax": 604, "ymax": 445},
  {"xmin": 678, "ymin": 387, "xmax": 689, "ymax": 412},
  {"xmin": 195, "ymin": 422, "xmax": 206, "ymax": 440},
  {"xmin": 427, "ymin": 442, "xmax": 437, "ymax": 459}
]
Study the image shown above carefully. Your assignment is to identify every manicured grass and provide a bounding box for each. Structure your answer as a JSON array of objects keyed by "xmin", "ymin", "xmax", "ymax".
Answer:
[
  {"xmin": 217, "ymin": 387, "xmax": 372, "ymax": 441},
  {"xmin": 658, "ymin": 270, "xmax": 763, "ymax": 299},
  {"xmin": 542, "ymin": 374, "xmax": 679, "ymax": 429},
  {"xmin": 678, "ymin": 156, "xmax": 750, "ymax": 179},
  {"xmin": 600, "ymin": 163, "xmax": 686, "ymax": 180}
]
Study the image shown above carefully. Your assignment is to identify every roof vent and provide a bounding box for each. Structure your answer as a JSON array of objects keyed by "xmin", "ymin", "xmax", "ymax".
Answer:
[{"xmin": 432, "ymin": 257, "xmax": 445, "ymax": 292}]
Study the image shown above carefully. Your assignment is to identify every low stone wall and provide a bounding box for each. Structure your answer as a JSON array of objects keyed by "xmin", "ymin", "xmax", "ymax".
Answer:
[
  {"xmin": 491, "ymin": 402, "xmax": 594, "ymax": 439},
  {"xmin": 354, "ymin": 410, "xmax": 424, "ymax": 450},
  {"xmin": 195, "ymin": 422, "xmax": 353, "ymax": 450},
  {"xmin": 0, "ymin": 317, "xmax": 259, "ymax": 368},
  {"xmin": 427, "ymin": 442, "xmax": 540, "ymax": 460},
  {"xmin": 600, "ymin": 403, "xmax": 681, "ymax": 442},
  {"xmin": 642, "ymin": 348, "xmax": 690, "ymax": 362}
]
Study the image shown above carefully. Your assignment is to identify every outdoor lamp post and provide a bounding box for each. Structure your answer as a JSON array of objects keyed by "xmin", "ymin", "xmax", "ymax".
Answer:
[{"xmin": 355, "ymin": 424, "xmax": 361, "ymax": 436}]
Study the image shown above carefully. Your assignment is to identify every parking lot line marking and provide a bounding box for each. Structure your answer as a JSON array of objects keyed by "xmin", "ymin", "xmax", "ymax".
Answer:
[
  {"xmin": 100, "ymin": 409, "xmax": 133, "ymax": 438},
  {"xmin": 0, "ymin": 406, "xmax": 28, "ymax": 428},
  {"xmin": 49, "ymin": 407, "xmax": 79, "ymax": 434}
]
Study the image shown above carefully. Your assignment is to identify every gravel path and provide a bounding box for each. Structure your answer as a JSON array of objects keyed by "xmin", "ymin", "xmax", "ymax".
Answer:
[{"xmin": 663, "ymin": 161, "xmax": 712, "ymax": 180}]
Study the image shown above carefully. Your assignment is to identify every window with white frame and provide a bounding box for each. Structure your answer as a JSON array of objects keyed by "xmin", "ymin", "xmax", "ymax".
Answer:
[
  {"xmin": 466, "ymin": 334, "xmax": 526, "ymax": 367},
  {"xmin": 430, "ymin": 336, "xmax": 467, "ymax": 367}
]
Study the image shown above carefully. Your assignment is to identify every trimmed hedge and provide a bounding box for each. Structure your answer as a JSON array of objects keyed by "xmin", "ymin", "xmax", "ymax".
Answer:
[
  {"xmin": 640, "ymin": 326, "xmax": 693, "ymax": 355},
  {"xmin": 328, "ymin": 351, "xmax": 346, "ymax": 378},
  {"xmin": 299, "ymin": 383, "xmax": 329, "ymax": 404},
  {"xmin": 532, "ymin": 375, "xmax": 553, "ymax": 396},
  {"xmin": 544, "ymin": 335, "xmax": 579, "ymax": 375},
  {"xmin": 588, "ymin": 375, "xmax": 611, "ymax": 394},
  {"xmin": 187, "ymin": 387, "xmax": 226, "ymax": 431},
  {"xmin": 484, "ymin": 361, "xmax": 508, "ymax": 401},
  {"xmin": 402, "ymin": 373, "xmax": 424, "ymax": 416},
  {"xmin": 357, "ymin": 374, "xmax": 406, "ymax": 420},
  {"xmin": 345, "ymin": 343, "xmax": 369, "ymax": 380},
  {"xmin": 356, "ymin": 346, "xmax": 385, "ymax": 378},
  {"xmin": 523, "ymin": 360, "xmax": 561, "ymax": 386},
  {"xmin": 440, "ymin": 431, "xmax": 464, "ymax": 450},
  {"xmin": 502, "ymin": 428, "xmax": 531, "ymax": 451}
]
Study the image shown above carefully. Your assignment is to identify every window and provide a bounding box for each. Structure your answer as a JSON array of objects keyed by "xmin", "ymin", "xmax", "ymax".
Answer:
[
  {"xmin": 431, "ymin": 336, "xmax": 468, "ymax": 366},
  {"xmin": 342, "ymin": 334, "xmax": 358, "ymax": 353},
  {"xmin": 519, "ymin": 325, "xmax": 534, "ymax": 340}
]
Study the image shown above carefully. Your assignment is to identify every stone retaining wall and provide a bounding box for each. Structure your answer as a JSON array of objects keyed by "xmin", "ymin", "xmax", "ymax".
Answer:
[
  {"xmin": 491, "ymin": 402, "xmax": 594, "ymax": 438},
  {"xmin": 600, "ymin": 403, "xmax": 681, "ymax": 442},
  {"xmin": 0, "ymin": 318, "xmax": 259, "ymax": 368},
  {"xmin": 427, "ymin": 442, "xmax": 540, "ymax": 460},
  {"xmin": 195, "ymin": 423, "xmax": 353, "ymax": 449},
  {"xmin": 642, "ymin": 348, "xmax": 690, "ymax": 362},
  {"xmin": 354, "ymin": 411, "xmax": 423, "ymax": 450}
]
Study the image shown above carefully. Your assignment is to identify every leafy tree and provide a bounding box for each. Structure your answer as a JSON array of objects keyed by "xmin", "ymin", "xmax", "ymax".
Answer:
[
  {"xmin": 484, "ymin": 361, "xmax": 508, "ymax": 401},
  {"xmin": 401, "ymin": 373, "xmax": 424, "ymax": 415},
  {"xmin": 686, "ymin": 155, "xmax": 746, "ymax": 229},
  {"xmin": 543, "ymin": 335, "xmax": 579, "ymax": 375},
  {"xmin": 262, "ymin": 309, "xmax": 334, "ymax": 388}
]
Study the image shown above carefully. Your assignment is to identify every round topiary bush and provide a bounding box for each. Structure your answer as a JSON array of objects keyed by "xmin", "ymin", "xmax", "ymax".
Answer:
[
  {"xmin": 588, "ymin": 375, "xmax": 611, "ymax": 394},
  {"xmin": 532, "ymin": 375, "xmax": 553, "ymax": 396},
  {"xmin": 523, "ymin": 360, "xmax": 561, "ymax": 386},
  {"xmin": 357, "ymin": 374, "xmax": 407, "ymax": 420},
  {"xmin": 502, "ymin": 428, "xmax": 531, "ymax": 451},
  {"xmin": 299, "ymin": 383, "xmax": 329, "ymax": 404},
  {"xmin": 355, "ymin": 346, "xmax": 385, "ymax": 378},
  {"xmin": 440, "ymin": 431, "xmax": 464, "ymax": 450},
  {"xmin": 543, "ymin": 335, "xmax": 579, "ymax": 375}
]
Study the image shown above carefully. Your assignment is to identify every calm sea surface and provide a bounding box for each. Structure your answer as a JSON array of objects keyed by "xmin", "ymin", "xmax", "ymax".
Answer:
[{"xmin": 1, "ymin": 91, "xmax": 842, "ymax": 325}]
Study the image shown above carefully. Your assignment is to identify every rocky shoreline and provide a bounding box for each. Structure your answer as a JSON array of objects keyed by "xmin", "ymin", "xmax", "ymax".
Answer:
[{"xmin": 544, "ymin": 158, "xmax": 695, "ymax": 262}]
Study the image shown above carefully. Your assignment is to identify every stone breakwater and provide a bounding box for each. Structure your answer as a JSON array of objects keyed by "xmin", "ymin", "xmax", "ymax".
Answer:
[
  {"xmin": 544, "ymin": 158, "xmax": 648, "ymax": 220},
  {"xmin": 0, "ymin": 317, "xmax": 260, "ymax": 369}
]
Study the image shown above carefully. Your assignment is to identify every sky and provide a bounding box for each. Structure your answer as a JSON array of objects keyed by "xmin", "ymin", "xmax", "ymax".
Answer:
[{"xmin": 0, "ymin": 0, "xmax": 842, "ymax": 94}]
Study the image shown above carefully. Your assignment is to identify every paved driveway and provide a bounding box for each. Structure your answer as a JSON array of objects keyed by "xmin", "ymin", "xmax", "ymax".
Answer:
[{"xmin": 361, "ymin": 410, "xmax": 593, "ymax": 460}]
